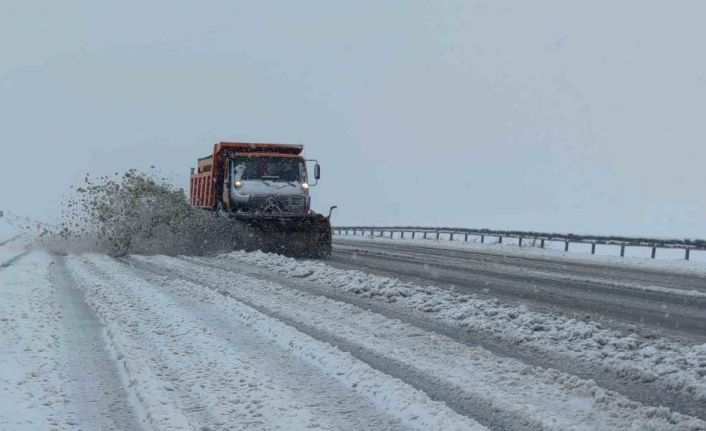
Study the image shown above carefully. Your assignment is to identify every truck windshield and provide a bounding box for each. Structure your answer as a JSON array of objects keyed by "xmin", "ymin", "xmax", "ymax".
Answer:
[{"xmin": 233, "ymin": 157, "xmax": 304, "ymax": 182}]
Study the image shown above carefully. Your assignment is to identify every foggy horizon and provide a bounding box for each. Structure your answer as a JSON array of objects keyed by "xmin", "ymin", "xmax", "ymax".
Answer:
[{"xmin": 2, "ymin": 1, "xmax": 705, "ymax": 238}]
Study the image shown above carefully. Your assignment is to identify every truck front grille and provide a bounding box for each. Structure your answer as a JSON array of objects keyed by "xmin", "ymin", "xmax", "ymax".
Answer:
[{"xmin": 245, "ymin": 195, "xmax": 306, "ymax": 214}]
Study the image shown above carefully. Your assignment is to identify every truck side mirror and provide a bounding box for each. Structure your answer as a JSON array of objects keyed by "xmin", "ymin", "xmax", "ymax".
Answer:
[{"xmin": 314, "ymin": 164, "xmax": 321, "ymax": 180}]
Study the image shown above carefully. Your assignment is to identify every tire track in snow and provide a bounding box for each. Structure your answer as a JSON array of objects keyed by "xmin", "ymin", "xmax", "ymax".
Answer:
[
  {"xmin": 0, "ymin": 250, "xmax": 31, "ymax": 270},
  {"xmin": 120, "ymin": 256, "xmax": 498, "ymax": 431},
  {"xmin": 334, "ymin": 238, "xmax": 706, "ymax": 292},
  {"xmin": 70, "ymin": 258, "xmax": 314, "ymax": 430},
  {"xmin": 180, "ymin": 254, "xmax": 706, "ymax": 422},
  {"xmin": 203, "ymin": 250, "xmax": 706, "ymax": 420},
  {"xmin": 334, "ymin": 242, "xmax": 706, "ymax": 302},
  {"xmin": 119, "ymin": 261, "xmax": 407, "ymax": 431},
  {"xmin": 50, "ymin": 255, "xmax": 143, "ymax": 431},
  {"xmin": 70, "ymin": 255, "xmax": 481, "ymax": 431},
  {"xmin": 331, "ymin": 246, "xmax": 706, "ymax": 339},
  {"xmin": 130, "ymin": 254, "xmax": 706, "ymax": 431}
]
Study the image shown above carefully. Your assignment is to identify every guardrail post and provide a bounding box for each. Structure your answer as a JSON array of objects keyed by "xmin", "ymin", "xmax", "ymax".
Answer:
[
  {"xmin": 464, "ymin": 233, "xmax": 468, "ymax": 242},
  {"xmin": 449, "ymin": 232, "xmax": 454, "ymax": 241},
  {"xmin": 540, "ymin": 239, "xmax": 545, "ymax": 248},
  {"xmin": 564, "ymin": 241, "xmax": 569, "ymax": 251},
  {"xmin": 412, "ymin": 231, "xmax": 416, "ymax": 239},
  {"xmin": 400, "ymin": 231, "xmax": 405, "ymax": 239},
  {"xmin": 436, "ymin": 231, "xmax": 440, "ymax": 240},
  {"xmin": 651, "ymin": 246, "xmax": 656, "ymax": 259},
  {"xmin": 423, "ymin": 232, "xmax": 427, "ymax": 239},
  {"xmin": 591, "ymin": 243, "xmax": 596, "ymax": 254},
  {"xmin": 620, "ymin": 244, "xmax": 625, "ymax": 257},
  {"xmin": 685, "ymin": 249, "xmax": 690, "ymax": 260},
  {"xmin": 519, "ymin": 237, "xmax": 523, "ymax": 247},
  {"xmin": 481, "ymin": 235, "xmax": 485, "ymax": 244},
  {"xmin": 498, "ymin": 236, "xmax": 503, "ymax": 244}
]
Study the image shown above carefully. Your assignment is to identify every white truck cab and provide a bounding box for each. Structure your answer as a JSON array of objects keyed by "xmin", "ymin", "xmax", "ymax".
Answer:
[{"xmin": 227, "ymin": 154, "xmax": 319, "ymax": 215}]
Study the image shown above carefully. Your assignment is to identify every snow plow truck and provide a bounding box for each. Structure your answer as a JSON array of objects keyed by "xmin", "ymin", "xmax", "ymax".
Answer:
[{"xmin": 189, "ymin": 142, "xmax": 334, "ymax": 258}]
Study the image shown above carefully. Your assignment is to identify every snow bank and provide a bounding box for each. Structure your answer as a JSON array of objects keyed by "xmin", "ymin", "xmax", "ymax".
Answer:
[{"xmin": 220, "ymin": 250, "xmax": 706, "ymax": 405}]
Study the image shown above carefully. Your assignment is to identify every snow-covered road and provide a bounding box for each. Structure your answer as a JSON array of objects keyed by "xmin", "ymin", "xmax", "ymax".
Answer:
[
  {"xmin": 2, "ymin": 244, "xmax": 705, "ymax": 429},
  {"xmin": 2, "ymin": 216, "xmax": 706, "ymax": 430},
  {"xmin": 331, "ymin": 238, "xmax": 706, "ymax": 340}
]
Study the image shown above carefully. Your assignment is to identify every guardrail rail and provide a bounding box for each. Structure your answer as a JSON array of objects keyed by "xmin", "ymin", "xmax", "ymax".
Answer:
[{"xmin": 333, "ymin": 226, "xmax": 706, "ymax": 260}]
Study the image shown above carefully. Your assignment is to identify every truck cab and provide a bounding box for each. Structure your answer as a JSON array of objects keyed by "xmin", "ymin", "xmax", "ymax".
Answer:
[
  {"xmin": 190, "ymin": 142, "xmax": 321, "ymax": 217},
  {"xmin": 227, "ymin": 153, "xmax": 313, "ymax": 215}
]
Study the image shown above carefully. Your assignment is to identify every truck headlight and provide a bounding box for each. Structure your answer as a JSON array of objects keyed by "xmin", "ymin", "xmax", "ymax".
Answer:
[
  {"xmin": 301, "ymin": 182, "xmax": 309, "ymax": 190},
  {"xmin": 234, "ymin": 180, "xmax": 242, "ymax": 189}
]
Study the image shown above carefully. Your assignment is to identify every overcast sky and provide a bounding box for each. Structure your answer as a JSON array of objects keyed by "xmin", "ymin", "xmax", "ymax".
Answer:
[{"xmin": 1, "ymin": 1, "xmax": 705, "ymax": 237}]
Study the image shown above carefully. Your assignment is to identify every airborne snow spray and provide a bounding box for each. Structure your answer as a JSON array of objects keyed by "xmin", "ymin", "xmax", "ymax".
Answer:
[{"xmin": 42, "ymin": 169, "xmax": 247, "ymax": 256}]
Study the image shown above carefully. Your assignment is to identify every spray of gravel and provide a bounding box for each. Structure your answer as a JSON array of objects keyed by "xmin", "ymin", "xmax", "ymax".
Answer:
[{"xmin": 42, "ymin": 170, "xmax": 251, "ymax": 256}]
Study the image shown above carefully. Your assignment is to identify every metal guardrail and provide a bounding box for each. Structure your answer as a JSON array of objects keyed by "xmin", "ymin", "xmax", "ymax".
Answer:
[{"xmin": 333, "ymin": 226, "xmax": 706, "ymax": 260}]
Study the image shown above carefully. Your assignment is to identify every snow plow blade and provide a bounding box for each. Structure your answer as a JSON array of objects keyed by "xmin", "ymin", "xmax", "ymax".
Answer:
[{"xmin": 233, "ymin": 213, "xmax": 332, "ymax": 258}]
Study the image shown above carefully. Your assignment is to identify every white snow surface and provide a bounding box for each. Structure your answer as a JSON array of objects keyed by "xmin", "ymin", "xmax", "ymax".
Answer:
[
  {"xmin": 138, "ymin": 253, "xmax": 705, "ymax": 430},
  {"xmin": 66, "ymin": 255, "xmax": 482, "ymax": 431},
  {"xmin": 0, "ymin": 216, "xmax": 26, "ymax": 262},
  {"xmin": 218, "ymin": 250, "xmax": 706, "ymax": 405},
  {"xmin": 2, "ymin": 245, "xmax": 705, "ymax": 430},
  {"xmin": 0, "ymin": 252, "xmax": 77, "ymax": 430},
  {"xmin": 0, "ymin": 217, "xmax": 19, "ymax": 241}
]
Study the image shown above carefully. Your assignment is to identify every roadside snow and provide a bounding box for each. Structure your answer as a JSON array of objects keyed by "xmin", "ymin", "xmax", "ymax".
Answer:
[
  {"xmin": 0, "ymin": 217, "xmax": 26, "ymax": 263},
  {"xmin": 142, "ymin": 254, "xmax": 706, "ymax": 430},
  {"xmin": 336, "ymin": 234, "xmax": 706, "ymax": 274},
  {"xmin": 0, "ymin": 252, "xmax": 76, "ymax": 430},
  {"xmin": 0, "ymin": 217, "xmax": 19, "ymax": 242},
  {"xmin": 218, "ymin": 250, "xmax": 706, "ymax": 405}
]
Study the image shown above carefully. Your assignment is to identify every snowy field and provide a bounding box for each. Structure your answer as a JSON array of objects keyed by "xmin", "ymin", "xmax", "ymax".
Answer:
[{"xmin": 1, "ymin": 218, "xmax": 706, "ymax": 430}]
